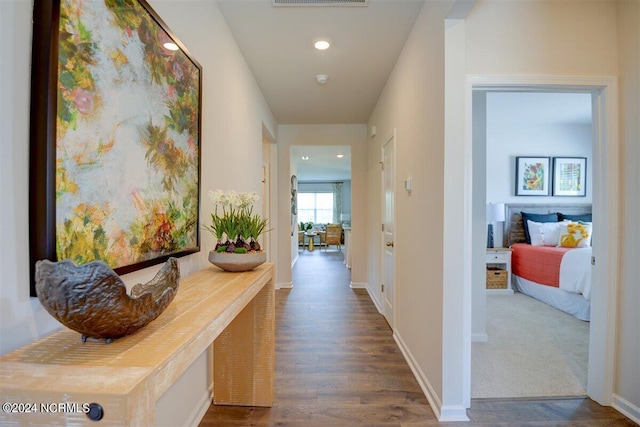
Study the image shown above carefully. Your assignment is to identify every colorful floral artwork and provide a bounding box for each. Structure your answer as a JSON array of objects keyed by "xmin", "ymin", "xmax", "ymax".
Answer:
[
  {"xmin": 515, "ymin": 157, "xmax": 550, "ymax": 196},
  {"xmin": 521, "ymin": 162, "xmax": 544, "ymax": 190},
  {"xmin": 30, "ymin": 0, "xmax": 201, "ymax": 290}
]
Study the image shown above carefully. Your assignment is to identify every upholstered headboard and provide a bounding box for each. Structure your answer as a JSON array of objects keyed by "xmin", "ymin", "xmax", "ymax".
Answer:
[{"xmin": 504, "ymin": 204, "xmax": 592, "ymax": 247}]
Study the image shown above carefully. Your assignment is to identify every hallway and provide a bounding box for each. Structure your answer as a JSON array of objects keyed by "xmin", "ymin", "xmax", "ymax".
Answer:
[
  {"xmin": 202, "ymin": 249, "xmax": 436, "ymax": 425},
  {"xmin": 200, "ymin": 252, "xmax": 637, "ymax": 426}
]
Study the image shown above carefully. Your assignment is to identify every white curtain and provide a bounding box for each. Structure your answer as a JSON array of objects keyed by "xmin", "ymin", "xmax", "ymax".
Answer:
[{"xmin": 332, "ymin": 182, "xmax": 343, "ymax": 224}]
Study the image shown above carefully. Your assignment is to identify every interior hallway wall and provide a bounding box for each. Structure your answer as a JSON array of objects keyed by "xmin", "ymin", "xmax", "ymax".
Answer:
[
  {"xmin": 0, "ymin": 0, "xmax": 277, "ymax": 354},
  {"xmin": 366, "ymin": 0, "xmax": 454, "ymax": 414},
  {"xmin": 615, "ymin": 0, "xmax": 640, "ymax": 417}
]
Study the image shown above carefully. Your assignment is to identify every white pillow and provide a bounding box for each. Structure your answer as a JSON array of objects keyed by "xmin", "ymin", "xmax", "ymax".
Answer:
[
  {"xmin": 558, "ymin": 221, "xmax": 593, "ymax": 248},
  {"xmin": 527, "ymin": 220, "xmax": 564, "ymax": 247}
]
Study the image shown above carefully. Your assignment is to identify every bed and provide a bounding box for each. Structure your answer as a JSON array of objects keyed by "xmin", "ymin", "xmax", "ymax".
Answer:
[{"xmin": 504, "ymin": 204, "xmax": 592, "ymax": 321}]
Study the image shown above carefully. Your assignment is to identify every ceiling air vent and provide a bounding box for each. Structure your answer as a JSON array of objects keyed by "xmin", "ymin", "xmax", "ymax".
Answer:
[{"xmin": 273, "ymin": 0, "xmax": 367, "ymax": 6}]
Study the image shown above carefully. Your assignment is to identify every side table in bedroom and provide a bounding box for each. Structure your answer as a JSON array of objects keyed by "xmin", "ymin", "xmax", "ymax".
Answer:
[{"xmin": 486, "ymin": 247, "xmax": 514, "ymax": 295}]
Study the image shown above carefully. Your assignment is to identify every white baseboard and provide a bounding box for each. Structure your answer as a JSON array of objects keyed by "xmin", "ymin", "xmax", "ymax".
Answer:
[
  {"xmin": 365, "ymin": 286, "xmax": 383, "ymax": 314},
  {"xmin": 393, "ymin": 331, "xmax": 469, "ymax": 422},
  {"xmin": 276, "ymin": 282, "xmax": 293, "ymax": 289},
  {"xmin": 486, "ymin": 289, "xmax": 514, "ymax": 296},
  {"xmin": 185, "ymin": 386, "xmax": 213, "ymax": 427},
  {"xmin": 291, "ymin": 254, "xmax": 299, "ymax": 268},
  {"xmin": 613, "ymin": 394, "xmax": 640, "ymax": 425},
  {"xmin": 439, "ymin": 405, "xmax": 470, "ymax": 422},
  {"xmin": 349, "ymin": 282, "xmax": 367, "ymax": 289},
  {"xmin": 472, "ymin": 333, "xmax": 488, "ymax": 342}
]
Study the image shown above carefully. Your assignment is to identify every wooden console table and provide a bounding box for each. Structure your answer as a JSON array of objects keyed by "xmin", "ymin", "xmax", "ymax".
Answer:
[{"xmin": 0, "ymin": 263, "xmax": 274, "ymax": 426}]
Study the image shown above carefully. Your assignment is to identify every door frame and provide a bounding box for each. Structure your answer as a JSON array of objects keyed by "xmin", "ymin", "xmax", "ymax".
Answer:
[
  {"xmin": 462, "ymin": 75, "xmax": 619, "ymax": 407},
  {"xmin": 381, "ymin": 130, "xmax": 397, "ymax": 329},
  {"xmin": 261, "ymin": 162, "xmax": 271, "ymax": 261}
]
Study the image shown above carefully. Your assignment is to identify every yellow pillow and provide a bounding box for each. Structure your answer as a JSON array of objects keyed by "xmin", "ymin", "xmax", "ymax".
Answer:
[{"xmin": 558, "ymin": 221, "xmax": 592, "ymax": 248}]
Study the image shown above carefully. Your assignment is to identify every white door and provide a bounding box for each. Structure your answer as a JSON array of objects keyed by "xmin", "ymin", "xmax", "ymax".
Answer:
[{"xmin": 382, "ymin": 135, "xmax": 395, "ymax": 327}]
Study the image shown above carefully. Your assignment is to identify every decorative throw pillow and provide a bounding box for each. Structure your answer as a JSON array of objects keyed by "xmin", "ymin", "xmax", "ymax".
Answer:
[
  {"xmin": 558, "ymin": 221, "xmax": 593, "ymax": 248},
  {"xmin": 558, "ymin": 213, "xmax": 592, "ymax": 222},
  {"xmin": 527, "ymin": 220, "xmax": 565, "ymax": 247},
  {"xmin": 521, "ymin": 212, "xmax": 559, "ymax": 244}
]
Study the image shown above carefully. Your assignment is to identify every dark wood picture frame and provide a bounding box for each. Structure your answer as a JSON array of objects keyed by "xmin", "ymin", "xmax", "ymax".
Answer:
[{"xmin": 29, "ymin": 0, "xmax": 202, "ymax": 296}]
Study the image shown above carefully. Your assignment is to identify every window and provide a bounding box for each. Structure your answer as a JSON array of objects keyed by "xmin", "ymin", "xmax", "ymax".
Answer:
[{"xmin": 298, "ymin": 192, "xmax": 333, "ymax": 224}]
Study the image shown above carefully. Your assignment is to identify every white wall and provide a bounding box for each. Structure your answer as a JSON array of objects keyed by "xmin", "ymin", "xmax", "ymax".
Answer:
[
  {"xmin": 471, "ymin": 92, "xmax": 487, "ymax": 343},
  {"xmin": 277, "ymin": 125, "xmax": 367, "ymax": 289},
  {"xmin": 486, "ymin": 92, "xmax": 593, "ymax": 205},
  {"xmin": 0, "ymin": 0, "xmax": 61, "ymax": 353},
  {"xmin": 615, "ymin": 0, "xmax": 640, "ymax": 418},
  {"xmin": 367, "ymin": 0, "xmax": 454, "ymax": 416},
  {"xmin": 0, "ymin": 0, "xmax": 276, "ymax": 352},
  {"xmin": 465, "ymin": 0, "xmax": 618, "ymax": 77}
]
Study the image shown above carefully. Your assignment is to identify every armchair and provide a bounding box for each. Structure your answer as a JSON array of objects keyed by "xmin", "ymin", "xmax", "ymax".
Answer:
[{"xmin": 323, "ymin": 225, "xmax": 342, "ymax": 251}]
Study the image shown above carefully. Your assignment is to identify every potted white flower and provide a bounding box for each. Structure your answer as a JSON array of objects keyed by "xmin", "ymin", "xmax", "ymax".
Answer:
[{"xmin": 204, "ymin": 190, "xmax": 269, "ymax": 271}]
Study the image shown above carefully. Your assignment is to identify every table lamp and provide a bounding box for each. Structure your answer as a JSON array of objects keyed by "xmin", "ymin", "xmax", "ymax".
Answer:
[{"xmin": 487, "ymin": 202, "xmax": 505, "ymax": 248}]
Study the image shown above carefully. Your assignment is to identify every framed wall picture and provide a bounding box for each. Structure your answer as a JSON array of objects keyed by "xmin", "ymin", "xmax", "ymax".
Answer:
[
  {"xmin": 29, "ymin": 0, "xmax": 202, "ymax": 296},
  {"xmin": 515, "ymin": 157, "xmax": 551, "ymax": 196},
  {"xmin": 290, "ymin": 175, "xmax": 298, "ymax": 236},
  {"xmin": 553, "ymin": 157, "xmax": 587, "ymax": 197}
]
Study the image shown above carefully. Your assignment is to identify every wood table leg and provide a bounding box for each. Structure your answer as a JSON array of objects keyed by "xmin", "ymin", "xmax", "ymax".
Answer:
[{"xmin": 213, "ymin": 278, "xmax": 274, "ymax": 407}]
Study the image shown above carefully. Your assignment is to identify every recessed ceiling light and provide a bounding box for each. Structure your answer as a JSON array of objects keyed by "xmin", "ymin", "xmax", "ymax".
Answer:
[
  {"xmin": 301, "ymin": 156, "xmax": 309, "ymax": 160},
  {"xmin": 163, "ymin": 42, "xmax": 179, "ymax": 51},
  {"xmin": 314, "ymin": 40, "xmax": 330, "ymax": 50},
  {"xmin": 315, "ymin": 74, "xmax": 328, "ymax": 85},
  {"xmin": 336, "ymin": 154, "xmax": 344, "ymax": 158}
]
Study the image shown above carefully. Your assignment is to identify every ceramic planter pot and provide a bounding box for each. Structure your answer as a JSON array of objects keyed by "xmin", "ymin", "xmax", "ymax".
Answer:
[{"xmin": 208, "ymin": 251, "xmax": 266, "ymax": 272}]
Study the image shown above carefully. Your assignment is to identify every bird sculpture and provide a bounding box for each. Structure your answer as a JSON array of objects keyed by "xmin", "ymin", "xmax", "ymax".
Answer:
[{"xmin": 35, "ymin": 257, "xmax": 180, "ymax": 342}]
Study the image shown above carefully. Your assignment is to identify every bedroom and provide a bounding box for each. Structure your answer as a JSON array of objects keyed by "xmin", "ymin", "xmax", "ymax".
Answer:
[{"xmin": 472, "ymin": 91, "xmax": 594, "ymax": 398}]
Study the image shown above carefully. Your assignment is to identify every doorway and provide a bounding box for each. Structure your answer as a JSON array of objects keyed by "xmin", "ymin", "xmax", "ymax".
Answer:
[
  {"xmin": 464, "ymin": 77, "xmax": 619, "ymax": 407},
  {"xmin": 473, "ymin": 91, "xmax": 593, "ymax": 398},
  {"xmin": 290, "ymin": 145, "xmax": 352, "ymax": 266}
]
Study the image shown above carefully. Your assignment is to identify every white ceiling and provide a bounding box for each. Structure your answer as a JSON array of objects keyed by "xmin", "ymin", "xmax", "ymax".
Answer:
[
  {"xmin": 291, "ymin": 145, "xmax": 352, "ymax": 181},
  {"xmin": 216, "ymin": 0, "xmax": 426, "ymax": 125},
  {"xmin": 216, "ymin": 2, "xmax": 592, "ymax": 181},
  {"xmin": 486, "ymin": 92, "xmax": 593, "ymax": 126}
]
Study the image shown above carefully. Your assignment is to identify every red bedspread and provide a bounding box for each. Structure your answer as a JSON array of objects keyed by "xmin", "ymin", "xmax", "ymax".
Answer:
[{"xmin": 511, "ymin": 243, "xmax": 572, "ymax": 288}]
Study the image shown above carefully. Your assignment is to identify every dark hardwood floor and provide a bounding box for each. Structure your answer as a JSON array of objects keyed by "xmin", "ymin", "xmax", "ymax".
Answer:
[{"xmin": 200, "ymin": 249, "xmax": 637, "ymax": 426}]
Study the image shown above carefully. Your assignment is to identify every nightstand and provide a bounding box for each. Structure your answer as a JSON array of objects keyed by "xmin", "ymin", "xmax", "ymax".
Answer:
[{"xmin": 486, "ymin": 248, "xmax": 513, "ymax": 295}]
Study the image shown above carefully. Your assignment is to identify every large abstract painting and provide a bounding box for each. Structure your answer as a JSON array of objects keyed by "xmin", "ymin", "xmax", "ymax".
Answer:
[{"xmin": 29, "ymin": 0, "xmax": 202, "ymax": 296}]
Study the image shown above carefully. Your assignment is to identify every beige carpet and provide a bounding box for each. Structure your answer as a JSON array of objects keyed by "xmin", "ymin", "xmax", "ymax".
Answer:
[{"xmin": 472, "ymin": 292, "xmax": 589, "ymax": 398}]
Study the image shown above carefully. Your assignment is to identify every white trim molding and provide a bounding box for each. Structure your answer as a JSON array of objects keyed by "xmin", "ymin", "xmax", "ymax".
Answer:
[
  {"xmin": 471, "ymin": 333, "xmax": 488, "ymax": 343},
  {"xmin": 613, "ymin": 394, "xmax": 640, "ymax": 425},
  {"xmin": 186, "ymin": 385, "xmax": 214, "ymax": 427},
  {"xmin": 349, "ymin": 281, "xmax": 367, "ymax": 289},
  {"xmin": 364, "ymin": 285, "xmax": 383, "ymax": 314},
  {"xmin": 394, "ymin": 331, "xmax": 469, "ymax": 422},
  {"xmin": 275, "ymin": 282, "xmax": 293, "ymax": 289}
]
